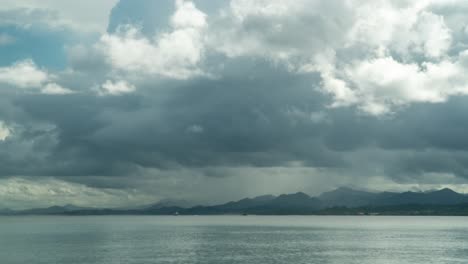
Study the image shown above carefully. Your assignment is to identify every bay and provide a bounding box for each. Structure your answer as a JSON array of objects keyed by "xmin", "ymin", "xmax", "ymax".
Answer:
[{"xmin": 0, "ymin": 216, "xmax": 467, "ymax": 264}]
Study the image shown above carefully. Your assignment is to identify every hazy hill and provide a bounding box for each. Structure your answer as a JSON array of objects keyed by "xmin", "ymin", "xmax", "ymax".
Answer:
[
  {"xmin": 15, "ymin": 205, "xmax": 88, "ymax": 215},
  {"xmin": 319, "ymin": 187, "xmax": 385, "ymax": 207},
  {"xmin": 4, "ymin": 188, "xmax": 468, "ymax": 216},
  {"xmin": 375, "ymin": 188, "xmax": 468, "ymax": 205},
  {"xmin": 145, "ymin": 199, "xmax": 197, "ymax": 209}
]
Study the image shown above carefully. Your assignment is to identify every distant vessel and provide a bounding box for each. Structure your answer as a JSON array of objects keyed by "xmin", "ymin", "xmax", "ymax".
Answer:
[
  {"xmin": 242, "ymin": 213, "xmax": 248, "ymax": 216},
  {"xmin": 174, "ymin": 212, "xmax": 179, "ymax": 216}
]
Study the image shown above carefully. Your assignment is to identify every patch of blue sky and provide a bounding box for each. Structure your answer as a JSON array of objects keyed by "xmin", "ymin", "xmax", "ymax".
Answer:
[{"xmin": 0, "ymin": 25, "xmax": 88, "ymax": 70}]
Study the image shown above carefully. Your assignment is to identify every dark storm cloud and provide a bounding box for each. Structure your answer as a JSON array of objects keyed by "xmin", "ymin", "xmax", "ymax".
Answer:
[
  {"xmin": 3, "ymin": 54, "xmax": 468, "ymax": 182},
  {"xmin": 2, "ymin": 58, "xmax": 344, "ymax": 176}
]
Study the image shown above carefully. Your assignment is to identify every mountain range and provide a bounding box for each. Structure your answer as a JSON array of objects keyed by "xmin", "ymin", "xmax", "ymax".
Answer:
[{"xmin": 4, "ymin": 187, "xmax": 468, "ymax": 216}]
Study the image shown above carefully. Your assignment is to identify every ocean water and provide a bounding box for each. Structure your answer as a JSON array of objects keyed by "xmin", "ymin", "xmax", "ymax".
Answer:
[{"xmin": 0, "ymin": 216, "xmax": 467, "ymax": 264}]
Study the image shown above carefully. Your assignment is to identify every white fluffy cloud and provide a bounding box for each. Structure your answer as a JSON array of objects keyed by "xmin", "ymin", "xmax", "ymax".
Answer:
[
  {"xmin": 0, "ymin": 0, "xmax": 118, "ymax": 32},
  {"xmin": 99, "ymin": 0, "xmax": 207, "ymax": 79},
  {"xmin": 96, "ymin": 0, "xmax": 461, "ymax": 111},
  {"xmin": 322, "ymin": 55, "xmax": 468, "ymax": 115},
  {"xmin": 41, "ymin": 83, "xmax": 74, "ymax": 95},
  {"xmin": 346, "ymin": 2, "xmax": 452, "ymax": 59},
  {"xmin": 0, "ymin": 60, "xmax": 49, "ymax": 88},
  {"xmin": 0, "ymin": 60, "xmax": 75, "ymax": 95},
  {"xmin": 99, "ymin": 80, "xmax": 136, "ymax": 95},
  {"xmin": 209, "ymin": 0, "xmax": 354, "ymax": 62},
  {"xmin": 0, "ymin": 121, "xmax": 11, "ymax": 141},
  {"xmin": 202, "ymin": 0, "xmax": 468, "ymax": 115},
  {"xmin": 308, "ymin": 0, "xmax": 468, "ymax": 115},
  {"xmin": 4, "ymin": 0, "xmax": 468, "ymax": 114},
  {"xmin": 216, "ymin": 0, "xmax": 453, "ymax": 61}
]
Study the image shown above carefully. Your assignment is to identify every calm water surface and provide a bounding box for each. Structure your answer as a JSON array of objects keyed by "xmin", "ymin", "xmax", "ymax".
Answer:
[{"xmin": 0, "ymin": 216, "xmax": 467, "ymax": 264}]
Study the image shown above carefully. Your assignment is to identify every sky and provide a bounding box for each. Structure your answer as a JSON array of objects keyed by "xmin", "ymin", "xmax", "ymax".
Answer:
[{"xmin": 2, "ymin": 0, "xmax": 468, "ymax": 209}]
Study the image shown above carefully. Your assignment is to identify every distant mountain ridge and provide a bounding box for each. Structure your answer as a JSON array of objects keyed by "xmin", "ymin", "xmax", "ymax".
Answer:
[
  {"xmin": 144, "ymin": 199, "xmax": 197, "ymax": 209},
  {"xmin": 180, "ymin": 192, "xmax": 321, "ymax": 215},
  {"xmin": 14, "ymin": 205, "xmax": 89, "ymax": 215},
  {"xmin": 4, "ymin": 188, "xmax": 468, "ymax": 216},
  {"xmin": 319, "ymin": 187, "xmax": 468, "ymax": 207},
  {"xmin": 319, "ymin": 187, "xmax": 387, "ymax": 207}
]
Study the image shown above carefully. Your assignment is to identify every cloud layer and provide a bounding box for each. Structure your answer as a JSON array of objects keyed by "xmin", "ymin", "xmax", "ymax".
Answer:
[{"xmin": 1, "ymin": 0, "xmax": 468, "ymax": 208}]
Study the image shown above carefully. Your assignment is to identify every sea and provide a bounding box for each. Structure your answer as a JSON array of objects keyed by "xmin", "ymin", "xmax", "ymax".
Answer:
[{"xmin": 0, "ymin": 215, "xmax": 467, "ymax": 264}]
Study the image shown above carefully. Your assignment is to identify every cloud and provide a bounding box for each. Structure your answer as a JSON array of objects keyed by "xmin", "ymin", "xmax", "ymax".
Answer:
[
  {"xmin": 322, "ymin": 54, "xmax": 468, "ymax": 115},
  {"xmin": 99, "ymin": 80, "xmax": 136, "ymax": 95},
  {"xmin": 0, "ymin": 121, "xmax": 11, "ymax": 141},
  {"xmin": 0, "ymin": 177, "xmax": 157, "ymax": 210},
  {"xmin": 3, "ymin": 0, "xmax": 468, "ymax": 208},
  {"xmin": 0, "ymin": 33, "xmax": 15, "ymax": 46},
  {"xmin": 202, "ymin": 0, "xmax": 467, "ymax": 115},
  {"xmin": 0, "ymin": 60, "xmax": 76, "ymax": 95},
  {"xmin": 0, "ymin": 0, "xmax": 119, "ymax": 32},
  {"xmin": 186, "ymin": 124, "xmax": 204, "ymax": 133},
  {"xmin": 208, "ymin": 0, "xmax": 354, "ymax": 62},
  {"xmin": 345, "ymin": 2, "xmax": 452, "ymax": 59},
  {"xmin": 0, "ymin": 60, "xmax": 49, "ymax": 88},
  {"xmin": 41, "ymin": 83, "xmax": 74, "ymax": 95},
  {"xmin": 99, "ymin": 0, "xmax": 207, "ymax": 79}
]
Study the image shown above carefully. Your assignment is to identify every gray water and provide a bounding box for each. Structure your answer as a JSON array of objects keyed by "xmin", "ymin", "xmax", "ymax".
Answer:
[{"xmin": 0, "ymin": 216, "xmax": 467, "ymax": 264}]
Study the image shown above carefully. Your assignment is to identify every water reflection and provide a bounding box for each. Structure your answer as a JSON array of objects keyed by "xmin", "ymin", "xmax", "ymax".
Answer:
[{"xmin": 0, "ymin": 216, "xmax": 467, "ymax": 264}]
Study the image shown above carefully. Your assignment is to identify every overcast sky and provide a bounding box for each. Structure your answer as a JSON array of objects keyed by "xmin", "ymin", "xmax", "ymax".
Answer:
[{"xmin": 2, "ymin": 0, "xmax": 468, "ymax": 209}]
